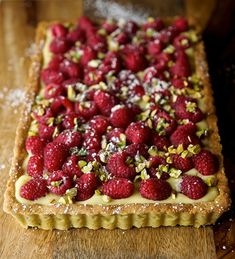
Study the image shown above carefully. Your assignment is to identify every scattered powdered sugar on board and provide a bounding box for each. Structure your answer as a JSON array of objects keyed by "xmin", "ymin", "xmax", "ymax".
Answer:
[
  {"xmin": 0, "ymin": 86, "xmax": 25, "ymax": 113},
  {"xmin": 85, "ymin": 0, "xmax": 148, "ymax": 22}
]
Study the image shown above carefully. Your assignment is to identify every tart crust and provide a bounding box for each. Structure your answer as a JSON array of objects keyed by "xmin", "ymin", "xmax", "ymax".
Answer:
[{"xmin": 3, "ymin": 21, "xmax": 231, "ymax": 230}]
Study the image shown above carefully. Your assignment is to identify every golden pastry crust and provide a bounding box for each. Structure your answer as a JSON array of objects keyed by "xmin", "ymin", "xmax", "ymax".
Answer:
[{"xmin": 3, "ymin": 20, "xmax": 231, "ymax": 230}]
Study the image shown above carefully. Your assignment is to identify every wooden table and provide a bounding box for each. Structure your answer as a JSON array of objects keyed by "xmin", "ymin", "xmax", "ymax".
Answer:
[{"xmin": 0, "ymin": 1, "xmax": 234, "ymax": 258}]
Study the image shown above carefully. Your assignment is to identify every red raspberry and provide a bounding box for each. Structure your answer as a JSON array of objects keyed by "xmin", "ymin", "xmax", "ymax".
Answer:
[
  {"xmin": 40, "ymin": 68, "xmax": 65, "ymax": 85},
  {"xmin": 174, "ymin": 96, "xmax": 203, "ymax": 123},
  {"xmin": 192, "ymin": 150, "xmax": 218, "ymax": 175},
  {"xmin": 110, "ymin": 106, "xmax": 133, "ymax": 128},
  {"xmin": 38, "ymin": 123, "xmax": 56, "ymax": 141},
  {"xmin": 125, "ymin": 143, "xmax": 148, "ymax": 158},
  {"xmin": 148, "ymin": 168, "xmax": 169, "ymax": 180},
  {"xmin": 87, "ymin": 34, "xmax": 107, "ymax": 52},
  {"xmin": 152, "ymin": 133, "xmax": 170, "ymax": 150},
  {"xmin": 180, "ymin": 175, "xmax": 207, "ymax": 199},
  {"xmin": 62, "ymin": 78, "xmax": 80, "ymax": 90},
  {"xmin": 67, "ymin": 28, "xmax": 85, "ymax": 43},
  {"xmin": 86, "ymin": 149, "xmax": 101, "ymax": 162},
  {"xmin": 79, "ymin": 16, "xmax": 94, "ymax": 32},
  {"xmin": 44, "ymin": 83, "xmax": 65, "ymax": 99},
  {"xmin": 124, "ymin": 20, "xmax": 139, "ymax": 35},
  {"xmin": 170, "ymin": 123, "xmax": 200, "ymax": 148},
  {"xmin": 152, "ymin": 110, "xmax": 177, "ymax": 135},
  {"xmin": 172, "ymin": 154, "xmax": 193, "ymax": 172},
  {"xmin": 83, "ymin": 129, "xmax": 101, "ymax": 152},
  {"xmin": 158, "ymin": 26, "xmax": 179, "ymax": 44},
  {"xmin": 49, "ymin": 37, "xmax": 71, "ymax": 54},
  {"xmin": 143, "ymin": 66, "xmax": 164, "ymax": 84},
  {"xmin": 171, "ymin": 78, "xmax": 187, "ymax": 89},
  {"xmin": 143, "ymin": 18, "xmax": 164, "ymax": 31},
  {"xmin": 25, "ymin": 136, "xmax": 46, "ymax": 155},
  {"xmin": 139, "ymin": 178, "xmax": 172, "ymax": 200},
  {"xmin": 83, "ymin": 69, "xmax": 105, "ymax": 86},
  {"xmin": 149, "ymin": 155, "xmax": 166, "ymax": 168},
  {"xmin": 93, "ymin": 90, "xmax": 116, "ymax": 116},
  {"xmin": 59, "ymin": 59, "xmax": 83, "ymax": 79},
  {"xmin": 173, "ymin": 17, "xmax": 188, "ymax": 32},
  {"xmin": 100, "ymin": 51, "xmax": 121, "ymax": 74},
  {"xmin": 106, "ymin": 151, "xmax": 136, "ymax": 179},
  {"xmin": 106, "ymin": 128, "xmax": 124, "ymax": 142},
  {"xmin": 147, "ymin": 40, "xmax": 164, "ymax": 56},
  {"xmin": 102, "ymin": 178, "xmax": 134, "ymax": 199},
  {"xmin": 51, "ymin": 96, "xmax": 74, "ymax": 115},
  {"xmin": 89, "ymin": 115, "xmax": 110, "ymax": 135},
  {"xmin": 54, "ymin": 129, "xmax": 82, "ymax": 148},
  {"xmin": 44, "ymin": 142, "xmax": 68, "ymax": 172},
  {"xmin": 62, "ymin": 155, "xmax": 83, "ymax": 178},
  {"xmin": 62, "ymin": 113, "xmax": 85, "ymax": 130},
  {"xmin": 115, "ymin": 32, "xmax": 129, "ymax": 44},
  {"xmin": 102, "ymin": 20, "xmax": 118, "ymax": 34},
  {"xmin": 51, "ymin": 23, "xmax": 68, "ymax": 37},
  {"xmin": 48, "ymin": 54, "xmax": 64, "ymax": 70},
  {"xmin": 75, "ymin": 173, "xmax": 98, "ymax": 201},
  {"xmin": 170, "ymin": 51, "xmax": 191, "ymax": 77},
  {"xmin": 125, "ymin": 122, "xmax": 151, "ymax": 144},
  {"xmin": 75, "ymin": 101, "xmax": 99, "ymax": 121},
  {"xmin": 154, "ymin": 52, "xmax": 173, "ymax": 71},
  {"xmin": 27, "ymin": 155, "xmax": 44, "ymax": 177},
  {"xmin": 122, "ymin": 45, "xmax": 147, "ymax": 72},
  {"xmin": 80, "ymin": 46, "xmax": 97, "ymax": 67},
  {"xmin": 173, "ymin": 35, "xmax": 191, "ymax": 50},
  {"xmin": 20, "ymin": 178, "xmax": 48, "ymax": 201},
  {"xmin": 47, "ymin": 170, "xmax": 72, "ymax": 195}
]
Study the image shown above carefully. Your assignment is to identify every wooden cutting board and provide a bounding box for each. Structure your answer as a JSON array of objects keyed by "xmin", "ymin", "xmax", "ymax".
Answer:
[{"xmin": 0, "ymin": 0, "xmax": 231, "ymax": 258}]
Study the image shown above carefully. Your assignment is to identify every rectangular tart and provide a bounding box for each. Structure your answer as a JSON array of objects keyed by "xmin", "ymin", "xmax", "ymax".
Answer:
[{"xmin": 3, "ymin": 17, "xmax": 231, "ymax": 230}]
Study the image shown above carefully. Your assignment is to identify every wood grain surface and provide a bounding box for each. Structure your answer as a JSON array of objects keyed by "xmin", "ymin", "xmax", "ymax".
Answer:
[{"xmin": 0, "ymin": 0, "xmax": 233, "ymax": 258}]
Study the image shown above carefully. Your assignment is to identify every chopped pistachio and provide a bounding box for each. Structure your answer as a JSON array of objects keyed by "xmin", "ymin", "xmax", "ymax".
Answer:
[
  {"xmin": 156, "ymin": 170, "xmax": 162, "ymax": 179},
  {"xmin": 148, "ymin": 146, "xmax": 158, "ymax": 156},
  {"xmin": 158, "ymin": 164, "xmax": 169, "ymax": 173},
  {"xmin": 102, "ymin": 195, "xmax": 112, "ymax": 203},
  {"xmin": 67, "ymin": 85, "xmax": 76, "ymax": 101},
  {"xmin": 65, "ymin": 187, "xmax": 77, "ymax": 198},
  {"xmin": 181, "ymin": 150, "xmax": 189, "ymax": 158},
  {"xmin": 140, "ymin": 169, "xmax": 150, "ymax": 180},
  {"xmin": 204, "ymin": 176, "xmax": 217, "ymax": 187},
  {"xmin": 166, "ymin": 156, "xmax": 173, "ymax": 164},
  {"xmin": 169, "ymin": 168, "xmax": 182, "ymax": 178},
  {"xmin": 176, "ymin": 144, "xmax": 184, "ymax": 154},
  {"xmin": 187, "ymin": 144, "xmax": 201, "ymax": 155},
  {"xmin": 78, "ymin": 160, "xmax": 87, "ymax": 168},
  {"xmin": 81, "ymin": 162, "xmax": 93, "ymax": 173},
  {"xmin": 136, "ymin": 162, "xmax": 146, "ymax": 173},
  {"xmin": 95, "ymin": 189, "xmax": 101, "ymax": 195},
  {"xmin": 51, "ymin": 180, "xmax": 63, "ymax": 187},
  {"xmin": 186, "ymin": 101, "xmax": 197, "ymax": 113},
  {"xmin": 99, "ymin": 151, "xmax": 109, "ymax": 163},
  {"xmin": 52, "ymin": 126, "xmax": 59, "ymax": 138},
  {"xmin": 146, "ymin": 28, "xmax": 155, "ymax": 37},
  {"xmin": 164, "ymin": 45, "xmax": 175, "ymax": 54}
]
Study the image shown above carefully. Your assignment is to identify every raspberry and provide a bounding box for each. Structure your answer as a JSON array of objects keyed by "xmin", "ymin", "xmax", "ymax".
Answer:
[
  {"xmin": 25, "ymin": 136, "xmax": 46, "ymax": 155},
  {"xmin": 62, "ymin": 155, "xmax": 83, "ymax": 178},
  {"xmin": 38, "ymin": 123, "xmax": 56, "ymax": 141},
  {"xmin": 44, "ymin": 83, "xmax": 65, "ymax": 99},
  {"xmin": 20, "ymin": 178, "xmax": 48, "ymax": 201},
  {"xmin": 125, "ymin": 122, "xmax": 151, "ymax": 144},
  {"xmin": 51, "ymin": 23, "xmax": 68, "ymax": 38},
  {"xmin": 158, "ymin": 26, "xmax": 179, "ymax": 44},
  {"xmin": 47, "ymin": 170, "xmax": 72, "ymax": 195},
  {"xmin": 86, "ymin": 149, "xmax": 101, "ymax": 162},
  {"xmin": 143, "ymin": 66, "xmax": 164, "ymax": 85},
  {"xmin": 174, "ymin": 96, "xmax": 203, "ymax": 123},
  {"xmin": 40, "ymin": 68, "xmax": 65, "ymax": 85},
  {"xmin": 152, "ymin": 110, "xmax": 177, "ymax": 135},
  {"xmin": 110, "ymin": 106, "xmax": 133, "ymax": 128},
  {"xmin": 106, "ymin": 128, "xmax": 124, "ymax": 142},
  {"xmin": 122, "ymin": 45, "xmax": 147, "ymax": 72},
  {"xmin": 83, "ymin": 129, "xmax": 101, "ymax": 152},
  {"xmin": 100, "ymin": 51, "xmax": 121, "ymax": 74},
  {"xmin": 173, "ymin": 35, "xmax": 191, "ymax": 50},
  {"xmin": 62, "ymin": 113, "xmax": 85, "ymax": 130},
  {"xmin": 59, "ymin": 59, "xmax": 83, "ymax": 79},
  {"xmin": 147, "ymin": 40, "xmax": 164, "ymax": 56},
  {"xmin": 48, "ymin": 54, "xmax": 64, "ymax": 70},
  {"xmin": 44, "ymin": 142, "xmax": 68, "ymax": 172},
  {"xmin": 143, "ymin": 18, "xmax": 164, "ymax": 31},
  {"xmin": 171, "ymin": 78, "xmax": 187, "ymax": 89},
  {"xmin": 152, "ymin": 133, "xmax": 170, "ymax": 150},
  {"xmin": 115, "ymin": 32, "xmax": 129, "ymax": 44},
  {"xmin": 102, "ymin": 20, "xmax": 118, "ymax": 34},
  {"xmin": 102, "ymin": 178, "xmax": 134, "ymax": 199},
  {"xmin": 67, "ymin": 28, "xmax": 85, "ymax": 43},
  {"xmin": 75, "ymin": 101, "xmax": 99, "ymax": 121},
  {"xmin": 27, "ymin": 155, "xmax": 44, "ymax": 178},
  {"xmin": 49, "ymin": 37, "xmax": 71, "ymax": 54},
  {"xmin": 139, "ymin": 178, "xmax": 172, "ymax": 200},
  {"xmin": 125, "ymin": 143, "xmax": 148, "ymax": 158},
  {"xmin": 89, "ymin": 115, "xmax": 110, "ymax": 135},
  {"xmin": 93, "ymin": 90, "xmax": 116, "ymax": 116},
  {"xmin": 75, "ymin": 173, "xmax": 98, "ymax": 201},
  {"xmin": 192, "ymin": 150, "xmax": 218, "ymax": 175},
  {"xmin": 180, "ymin": 175, "xmax": 207, "ymax": 199},
  {"xmin": 62, "ymin": 78, "xmax": 80, "ymax": 90},
  {"xmin": 149, "ymin": 155, "xmax": 166, "ymax": 168},
  {"xmin": 51, "ymin": 96, "xmax": 74, "ymax": 115},
  {"xmin": 148, "ymin": 168, "xmax": 169, "ymax": 180},
  {"xmin": 173, "ymin": 17, "xmax": 188, "ymax": 32},
  {"xmin": 84, "ymin": 69, "xmax": 105, "ymax": 86},
  {"xmin": 54, "ymin": 129, "xmax": 82, "ymax": 148},
  {"xmin": 106, "ymin": 151, "xmax": 136, "ymax": 179},
  {"xmin": 172, "ymin": 154, "xmax": 193, "ymax": 172},
  {"xmin": 170, "ymin": 50, "xmax": 191, "ymax": 77},
  {"xmin": 170, "ymin": 123, "xmax": 200, "ymax": 148},
  {"xmin": 80, "ymin": 46, "xmax": 97, "ymax": 67},
  {"xmin": 87, "ymin": 34, "xmax": 107, "ymax": 52},
  {"xmin": 79, "ymin": 16, "xmax": 94, "ymax": 32},
  {"xmin": 124, "ymin": 20, "xmax": 139, "ymax": 35}
]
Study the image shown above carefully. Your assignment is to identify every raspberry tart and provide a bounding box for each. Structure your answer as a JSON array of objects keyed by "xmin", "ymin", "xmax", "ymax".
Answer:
[{"xmin": 4, "ymin": 16, "xmax": 231, "ymax": 229}]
